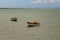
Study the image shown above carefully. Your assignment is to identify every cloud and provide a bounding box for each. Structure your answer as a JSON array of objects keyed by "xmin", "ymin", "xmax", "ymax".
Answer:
[{"xmin": 32, "ymin": 0, "xmax": 60, "ymax": 4}]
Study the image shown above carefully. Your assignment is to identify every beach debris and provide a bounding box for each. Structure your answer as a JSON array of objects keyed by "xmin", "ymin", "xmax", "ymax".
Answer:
[
  {"xmin": 27, "ymin": 21, "xmax": 40, "ymax": 27},
  {"xmin": 10, "ymin": 17, "xmax": 17, "ymax": 21}
]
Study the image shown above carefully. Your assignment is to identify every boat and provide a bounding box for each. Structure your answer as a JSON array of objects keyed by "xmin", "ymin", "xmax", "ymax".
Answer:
[{"xmin": 27, "ymin": 21, "xmax": 40, "ymax": 27}]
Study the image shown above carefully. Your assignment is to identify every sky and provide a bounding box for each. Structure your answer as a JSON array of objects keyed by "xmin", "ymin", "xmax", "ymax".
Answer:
[{"xmin": 0, "ymin": 0, "xmax": 60, "ymax": 8}]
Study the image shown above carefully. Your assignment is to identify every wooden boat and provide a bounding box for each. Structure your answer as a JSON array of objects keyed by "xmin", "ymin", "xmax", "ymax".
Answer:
[
  {"xmin": 11, "ymin": 17, "xmax": 17, "ymax": 21},
  {"xmin": 27, "ymin": 21, "xmax": 40, "ymax": 27}
]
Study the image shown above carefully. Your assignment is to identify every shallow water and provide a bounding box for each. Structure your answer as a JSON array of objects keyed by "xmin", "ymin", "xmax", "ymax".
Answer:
[{"xmin": 0, "ymin": 8, "xmax": 60, "ymax": 40}]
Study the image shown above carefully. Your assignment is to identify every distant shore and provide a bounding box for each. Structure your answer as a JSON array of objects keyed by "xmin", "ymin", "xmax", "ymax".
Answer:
[{"xmin": 0, "ymin": 8, "xmax": 60, "ymax": 9}]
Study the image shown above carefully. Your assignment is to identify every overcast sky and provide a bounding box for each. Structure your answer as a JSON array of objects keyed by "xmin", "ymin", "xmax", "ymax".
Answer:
[{"xmin": 0, "ymin": 0, "xmax": 60, "ymax": 8}]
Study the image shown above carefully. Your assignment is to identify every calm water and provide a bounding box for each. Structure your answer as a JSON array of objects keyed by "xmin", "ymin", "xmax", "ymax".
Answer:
[{"xmin": 0, "ymin": 8, "xmax": 60, "ymax": 40}]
